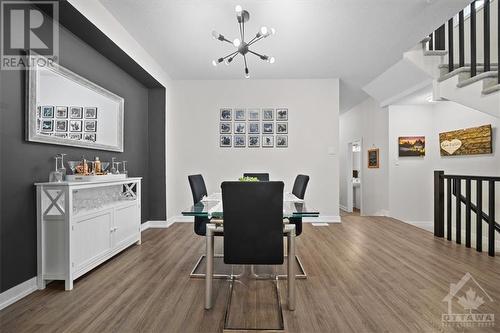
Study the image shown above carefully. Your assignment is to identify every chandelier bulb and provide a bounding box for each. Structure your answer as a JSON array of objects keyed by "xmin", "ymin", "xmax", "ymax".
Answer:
[
  {"xmin": 211, "ymin": 60, "xmax": 218, "ymax": 67},
  {"xmin": 212, "ymin": 30, "xmax": 219, "ymax": 40},
  {"xmin": 233, "ymin": 38, "xmax": 241, "ymax": 47},
  {"xmin": 235, "ymin": 5, "xmax": 243, "ymax": 13},
  {"xmin": 270, "ymin": 27, "xmax": 276, "ymax": 35},
  {"xmin": 268, "ymin": 56, "xmax": 275, "ymax": 64},
  {"xmin": 260, "ymin": 26, "xmax": 268, "ymax": 36},
  {"xmin": 245, "ymin": 73, "xmax": 250, "ymax": 79}
]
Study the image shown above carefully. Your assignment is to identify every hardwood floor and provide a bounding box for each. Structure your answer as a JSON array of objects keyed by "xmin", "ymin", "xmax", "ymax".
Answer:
[{"xmin": 1, "ymin": 215, "xmax": 499, "ymax": 332}]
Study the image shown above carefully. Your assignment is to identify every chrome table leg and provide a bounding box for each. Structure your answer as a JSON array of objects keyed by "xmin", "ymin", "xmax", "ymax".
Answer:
[
  {"xmin": 205, "ymin": 224, "xmax": 215, "ymax": 310},
  {"xmin": 287, "ymin": 225, "xmax": 296, "ymax": 311}
]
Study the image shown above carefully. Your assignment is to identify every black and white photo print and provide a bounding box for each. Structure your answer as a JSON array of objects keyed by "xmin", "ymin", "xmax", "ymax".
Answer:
[
  {"xmin": 263, "ymin": 122, "xmax": 274, "ymax": 134},
  {"xmin": 220, "ymin": 122, "xmax": 232, "ymax": 134},
  {"xmin": 234, "ymin": 122, "xmax": 246, "ymax": 134},
  {"xmin": 276, "ymin": 108, "xmax": 288, "ymax": 121},
  {"xmin": 276, "ymin": 122, "xmax": 288, "ymax": 134},
  {"xmin": 220, "ymin": 108, "xmax": 232, "ymax": 121},
  {"xmin": 220, "ymin": 135, "xmax": 232, "ymax": 147},
  {"xmin": 262, "ymin": 135, "xmax": 274, "ymax": 147}
]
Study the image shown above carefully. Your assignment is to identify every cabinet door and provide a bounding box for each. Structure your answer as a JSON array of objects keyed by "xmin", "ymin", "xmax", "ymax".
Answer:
[
  {"xmin": 113, "ymin": 203, "xmax": 139, "ymax": 249},
  {"xmin": 73, "ymin": 211, "xmax": 113, "ymax": 271}
]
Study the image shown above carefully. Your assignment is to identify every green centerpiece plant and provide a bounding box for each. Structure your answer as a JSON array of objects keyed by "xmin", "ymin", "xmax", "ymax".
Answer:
[{"xmin": 238, "ymin": 176, "xmax": 260, "ymax": 182}]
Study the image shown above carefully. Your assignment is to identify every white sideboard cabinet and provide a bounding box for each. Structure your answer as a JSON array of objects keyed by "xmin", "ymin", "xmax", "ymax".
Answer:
[{"xmin": 35, "ymin": 177, "xmax": 142, "ymax": 290}]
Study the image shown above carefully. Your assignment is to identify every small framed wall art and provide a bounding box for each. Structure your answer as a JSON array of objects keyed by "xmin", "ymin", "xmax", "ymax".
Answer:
[{"xmin": 367, "ymin": 148, "xmax": 379, "ymax": 168}]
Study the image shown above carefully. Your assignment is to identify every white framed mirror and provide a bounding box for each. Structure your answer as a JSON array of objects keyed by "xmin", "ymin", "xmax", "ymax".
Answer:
[{"xmin": 26, "ymin": 53, "xmax": 124, "ymax": 152}]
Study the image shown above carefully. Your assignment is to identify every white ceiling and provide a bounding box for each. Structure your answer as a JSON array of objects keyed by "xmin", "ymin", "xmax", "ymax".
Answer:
[{"xmin": 98, "ymin": 0, "xmax": 470, "ymax": 111}]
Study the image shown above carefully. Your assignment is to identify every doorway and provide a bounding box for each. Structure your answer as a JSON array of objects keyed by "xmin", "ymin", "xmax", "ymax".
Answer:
[{"xmin": 346, "ymin": 140, "xmax": 362, "ymax": 215}]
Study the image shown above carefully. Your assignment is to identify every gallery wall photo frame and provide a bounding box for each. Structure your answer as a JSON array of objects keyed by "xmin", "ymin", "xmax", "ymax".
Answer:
[
  {"xmin": 367, "ymin": 148, "xmax": 379, "ymax": 168},
  {"xmin": 218, "ymin": 106, "xmax": 289, "ymax": 149}
]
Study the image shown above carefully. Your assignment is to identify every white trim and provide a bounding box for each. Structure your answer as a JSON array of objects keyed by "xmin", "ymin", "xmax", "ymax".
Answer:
[
  {"xmin": 339, "ymin": 204, "xmax": 349, "ymax": 212},
  {"xmin": 380, "ymin": 79, "xmax": 433, "ymax": 107},
  {"xmin": 373, "ymin": 209, "xmax": 389, "ymax": 217},
  {"xmin": 303, "ymin": 215, "xmax": 341, "ymax": 223},
  {"xmin": 0, "ymin": 277, "xmax": 37, "ymax": 311},
  {"xmin": 401, "ymin": 220, "xmax": 433, "ymax": 232},
  {"xmin": 141, "ymin": 220, "xmax": 173, "ymax": 231}
]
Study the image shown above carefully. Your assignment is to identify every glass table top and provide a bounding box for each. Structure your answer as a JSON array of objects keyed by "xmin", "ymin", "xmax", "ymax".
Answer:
[{"xmin": 181, "ymin": 192, "xmax": 319, "ymax": 218}]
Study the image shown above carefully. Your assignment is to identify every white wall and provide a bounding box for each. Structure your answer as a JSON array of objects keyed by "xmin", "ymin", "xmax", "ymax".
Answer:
[
  {"xmin": 167, "ymin": 79, "xmax": 340, "ymax": 220},
  {"xmin": 339, "ymin": 98, "xmax": 389, "ymax": 215},
  {"xmin": 388, "ymin": 101, "xmax": 500, "ymax": 227}
]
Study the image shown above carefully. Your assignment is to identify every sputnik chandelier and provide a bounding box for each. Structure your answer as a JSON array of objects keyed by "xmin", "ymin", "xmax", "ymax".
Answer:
[{"xmin": 211, "ymin": 5, "xmax": 275, "ymax": 78}]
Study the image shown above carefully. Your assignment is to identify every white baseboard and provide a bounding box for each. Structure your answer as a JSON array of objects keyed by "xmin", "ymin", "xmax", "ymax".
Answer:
[
  {"xmin": 303, "ymin": 215, "xmax": 341, "ymax": 223},
  {"xmin": 339, "ymin": 204, "xmax": 349, "ymax": 212},
  {"xmin": 0, "ymin": 277, "xmax": 37, "ymax": 311},
  {"xmin": 141, "ymin": 220, "xmax": 174, "ymax": 231},
  {"xmin": 373, "ymin": 209, "xmax": 389, "ymax": 217},
  {"xmin": 402, "ymin": 220, "xmax": 433, "ymax": 232}
]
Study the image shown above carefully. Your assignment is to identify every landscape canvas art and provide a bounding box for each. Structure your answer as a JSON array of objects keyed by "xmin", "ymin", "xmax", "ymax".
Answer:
[{"xmin": 398, "ymin": 136, "xmax": 425, "ymax": 157}]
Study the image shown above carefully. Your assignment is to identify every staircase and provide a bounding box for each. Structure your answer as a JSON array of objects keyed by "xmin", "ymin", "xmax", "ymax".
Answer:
[
  {"xmin": 426, "ymin": 0, "xmax": 499, "ymax": 116},
  {"xmin": 434, "ymin": 171, "xmax": 499, "ymax": 257},
  {"xmin": 363, "ymin": 0, "xmax": 499, "ymax": 117}
]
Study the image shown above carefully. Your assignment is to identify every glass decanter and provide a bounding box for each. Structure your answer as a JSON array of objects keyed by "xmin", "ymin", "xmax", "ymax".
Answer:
[
  {"xmin": 121, "ymin": 161, "xmax": 128, "ymax": 177},
  {"xmin": 49, "ymin": 155, "xmax": 63, "ymax": 182},
  {"xmin": 110, "ymin": 157, "xmax": 117, "ymax": 174}
]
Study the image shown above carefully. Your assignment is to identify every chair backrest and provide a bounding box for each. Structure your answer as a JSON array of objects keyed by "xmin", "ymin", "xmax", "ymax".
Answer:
[
  {"xmin": 292, "ymin": 174, "xmax": 310, "ymax": 200},
  {"xmin": 242, "ymin": 173, "xmax": 270, "ymax": 181},
  {"xmin": 188, "ymin": 174, "xmax": 208, "ymax": 204},
  {"xmin": 222, "ymin": 181, "xmax": 284, "ymax": 265}
]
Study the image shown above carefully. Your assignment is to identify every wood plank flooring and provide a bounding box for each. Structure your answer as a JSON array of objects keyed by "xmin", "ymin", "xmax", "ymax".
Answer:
[{"xmin": 1, "ymin": 215, "xmax": 499, "ymax": 332}]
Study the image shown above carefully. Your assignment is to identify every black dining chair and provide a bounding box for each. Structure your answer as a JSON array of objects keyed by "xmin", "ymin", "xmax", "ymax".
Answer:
[
  {"xmin": 221, "ymin": 181, "xmax": 292, "ymax": 330},
  {"xmin": 188, "ymin": 174, "xmax": 226, "ymax": 278},
  {"xmin": 242, "ymin": 173, "xmax": 270, "ymax": 181},
  {"xmin": 286, "ymin": 174, "xmax": 310, "ymax": 279}
]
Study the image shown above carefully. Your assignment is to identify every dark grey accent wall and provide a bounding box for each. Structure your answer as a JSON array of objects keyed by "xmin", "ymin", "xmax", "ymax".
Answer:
[
  {"xmin": 0, "ymin": 18, "xmax": 165, "ymax": 292},
  {"xmin": 148, "ymin": 89, "xmax": 166, "ymax": 220}
]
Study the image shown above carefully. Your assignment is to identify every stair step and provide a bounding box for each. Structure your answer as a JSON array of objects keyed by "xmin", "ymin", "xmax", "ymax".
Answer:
[
  {"xmin": 457, "ymin": 71, "xmax": 498, "ymax": 88},
  {"xmin": 423, "ymin": 50, "xmax": 448, "ymax": 57},
  {"xmin": 438, "ymin": 66, "xmax": 499, "ymax": 82},
  {"xmin": 483, "ymin": 84, "xmax": 500, "ymax": 95},
  {"xmin": 439, "ymin": 63, "xmax": 499, "ymax": 69}
]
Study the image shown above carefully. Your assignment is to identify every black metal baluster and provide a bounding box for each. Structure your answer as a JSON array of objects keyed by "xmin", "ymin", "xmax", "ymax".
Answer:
[
  {"xmin": 447, "ymin": 178, "xmax": 452, "ymax": 240},
  {"xmin": 429, "ymin": 33, "xmax": 434, "ymax": 51},
  {"xmin": 484, "ymin": 0, "xmax": 491, "ymax": 72},
  {"xmin": 435, "ymin": 24, "xmax": 446, "ymax": 50},
  {"xmin": 448, "ymin": 18, "xmax": 454, "ymax": 72},
  {"xmin": 476, "ymin": 180, "xmax": 482, "ymax": 252},
  {"xmin": 488, "ymin": 181, "xmax": 495, "ymax": 256},
  {"xmin": 456, "ymin": 179, "xmax": 462, "ymax": 244},
  {"xmin": 465, "ymin": 179, "xmax": 471, "ymax": 248},
  {"xmin": 471, "ymin": 1, "xmax": 477, "ymax": 77},
  {"xmin": 434, "ymin": 171, "xmax": 445, "ymax": 237},
  {"xmin": 459, "ymin": 10, "xmax": 465, "ymax": 68}
]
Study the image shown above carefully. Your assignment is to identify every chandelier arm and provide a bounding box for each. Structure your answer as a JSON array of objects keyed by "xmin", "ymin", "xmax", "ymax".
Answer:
[
  {"xmin": 223, "ymin": 50, "xmax": 239, "ymax": 60},
  {"xmin": 238, "ymin": 21, "xmax": 243, "ymax": 41},
  {"xmin": 248, "ymin": 50, "xmax": 265, "ymax": 59},
  {"xmin": 247, "ymin": 35, "xmax": 265, "ymax": 47},
  {"xmin": 243, "ymin": 54, "xmax": 249, "ymax": 70}
]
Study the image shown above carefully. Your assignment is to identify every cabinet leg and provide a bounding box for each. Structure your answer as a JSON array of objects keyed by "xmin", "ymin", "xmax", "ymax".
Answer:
[
  {"xmin": 136, "ymin": 237, "xmax": 142, "ymax": 245},
  {"xmin": 65, "ymin": 279, "xmax": 73, "ymax": 291}
]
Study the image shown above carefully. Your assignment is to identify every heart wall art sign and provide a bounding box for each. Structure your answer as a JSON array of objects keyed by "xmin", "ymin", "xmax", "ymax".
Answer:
[{"xmin": 439, "ymin": 124, "xmax": 492, "ymax": 156}]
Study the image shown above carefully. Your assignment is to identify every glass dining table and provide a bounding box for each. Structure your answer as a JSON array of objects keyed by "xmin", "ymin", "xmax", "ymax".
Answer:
[
  {"xmin": 181, "ymin": 192, "xmax": 319, "ymax": 311},
  {"xmin": 181, "ymin": 192, "xmax": 320, "ymax": 219}
]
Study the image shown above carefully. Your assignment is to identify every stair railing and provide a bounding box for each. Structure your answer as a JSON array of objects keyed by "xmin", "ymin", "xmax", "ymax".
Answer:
[
  {"xmin": 434, "ymin": 170, "xmax": 499, "ymax": 256},
  {"xmin": 428, "ymin": 0, "xmax": 499, "ymax": 83}
]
